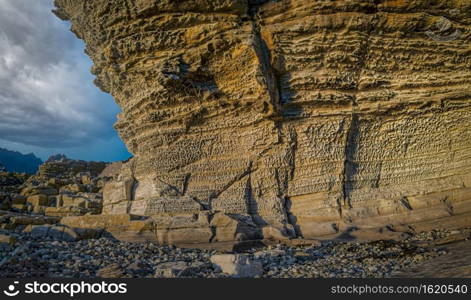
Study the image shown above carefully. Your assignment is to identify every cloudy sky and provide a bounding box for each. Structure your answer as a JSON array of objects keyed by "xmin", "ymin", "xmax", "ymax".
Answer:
[{"xmin": 0, "ymin": 0, "xmax": 131, "ymax": 162}]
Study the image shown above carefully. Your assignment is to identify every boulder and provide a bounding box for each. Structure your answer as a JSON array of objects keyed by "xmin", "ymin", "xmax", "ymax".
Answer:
[
  {"xmin": 254, "ymin": 249, "xmax": 286, "ymax": 259},
  {"xmin": 0, "ymin": 234, "xmax": 16, "ymax": 247},
  {"xmin": 210, "ymin": 254, "xmax": 263, "ymax": 278},
  {"xmin": 44, "ymin": 206, "xmax": 88, "ymax": 217},
  {"xmin": 26, "ymin": 194, "xmax": 50, "ymax": 206},
  {"xmin": 154, "ymin": 261, "xmax": 198, "ymax": 278},
  {"xmin": 9, "ymin": 215, "xmax": 54, "ymax": 226},
  {"xmin": 46, "ymin": 178, "xmax": 62, "ymax": 188},
  {"xmin": 32, "ymin": 205, "xmax": 47, "ymax": 215},
  {"xmin": 24, "ymin": 224, "xmax": 78, "ymax": 242},
  {"xmin": 80, "ymin": 173, "xmax": 92, "ymax": 185},
  {"xmin": 0, "ymin": 194, "xmax": 10, "ymax": 210},
  {"xmin": 10, "ymin": 204, "xmax": 26, "ymax": 211},
  {"xmin": 96, "ymin": 264, "xmax": 125, "ymax": 278},
  {"xmin": 21, "ymin": 186, "xmax": 58, "ymax": 196},
  {"xmin": 61, "ymin": 183, "xmax": 86, "ymax": 193},
  {"xmin": 11, "ymin": 195, "xmax": 26, "ymax": 205}
]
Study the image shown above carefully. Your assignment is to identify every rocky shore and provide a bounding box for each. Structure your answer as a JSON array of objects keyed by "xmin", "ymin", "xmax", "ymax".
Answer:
[
  {"xmin": 0, "ymin": 155, "xmax": 109, "ymax": 218},
  {"xmin": 1, "ymin": 156, "xmax": 470, "ymax": 278},
  {"xmin": 1, "ymin": 227, "xmax": 469, "ymax": 278}
]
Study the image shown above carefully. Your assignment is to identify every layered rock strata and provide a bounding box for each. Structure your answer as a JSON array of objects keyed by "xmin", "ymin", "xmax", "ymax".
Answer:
[
  {"xmin": 53, "ymin": 0, "xmax": 471, "ymax": 244},
  {"xmin": 1, "ymin": 156, "xmax": 108, "ymax": 218}
]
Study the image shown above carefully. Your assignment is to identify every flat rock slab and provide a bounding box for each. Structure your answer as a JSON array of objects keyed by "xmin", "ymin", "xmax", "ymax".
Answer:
[{"xmin": 210, "ymin": 254, "xmax": 263, "ymax": 278}]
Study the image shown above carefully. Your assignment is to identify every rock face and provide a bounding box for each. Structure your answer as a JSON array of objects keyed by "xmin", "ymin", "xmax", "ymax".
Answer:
[
  {"xmin": 37, "ymin": 155, "xmax": 107, "ymax": 179},
  {"xmin": 53, "ymin": 0, "xmax": 471, "ymax": 243},
  {"xmin": 0, "ymin": 155, "xmax": 108, "ymax": 221},
  {"xmin": 0, "ymin": 172, "xmax": 29, "ymax": 194},
  {"xmin": 45, "ymin": 154, "xmax": 68, "ymax": 163}
]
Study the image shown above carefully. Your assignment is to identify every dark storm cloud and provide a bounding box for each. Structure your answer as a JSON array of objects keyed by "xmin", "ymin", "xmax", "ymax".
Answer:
[{"xmin": 0, "ymin": 0, "xmax": 120, "ymax": 149}]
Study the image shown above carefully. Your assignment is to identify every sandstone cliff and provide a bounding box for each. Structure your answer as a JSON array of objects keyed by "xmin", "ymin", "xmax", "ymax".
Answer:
[{"xmin": 53, "ymin": 0, "xmax": 471, "ymax": 244}]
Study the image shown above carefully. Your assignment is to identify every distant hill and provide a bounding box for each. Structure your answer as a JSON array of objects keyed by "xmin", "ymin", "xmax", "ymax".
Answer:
[
  {"xmin": 46, "ymin": 154, "xmax": 68, "ymax": 163},
  {"xmin": 0, "ymin": 148, "xmax": 43, "ymax": 174}
]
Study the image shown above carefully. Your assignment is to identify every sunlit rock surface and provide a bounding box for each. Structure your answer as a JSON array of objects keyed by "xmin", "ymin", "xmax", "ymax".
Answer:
[{"xmin": 53, "ymin": 0, "xmax": 471, "ymax": 244}]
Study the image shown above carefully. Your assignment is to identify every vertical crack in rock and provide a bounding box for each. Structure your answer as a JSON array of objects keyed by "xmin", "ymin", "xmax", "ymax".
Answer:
[
  {"xmin": 245, "ymin": 174, "xmax": 257, "ymax": 215},
  {"xmin": 208, "ymin": 225, "xmax": 217, "ymax": 243},
  {"xmin": 442, "ymin": 197, "xmax": 455, "ymax": 216},
  {"xmin": 126, "ymin": 159, "xmax": 138, "ymax": 214},
  {"xmin": 341, "ymin": 114, "xmax": 359, "ymax": 212},
  {"xmin": 249, "ymin": 1, "xmax": 282, "ymax": 116},
  {"xmin": 283, "ymin": 196, "xmax": 300, "ymax": 238},
  {"xmin": 287, "ymin": 126, "xmax": 298, "ymax": 181},
  {"xmin": 182, "ymin": 173, "xmax": 191, "ymax": 196}
]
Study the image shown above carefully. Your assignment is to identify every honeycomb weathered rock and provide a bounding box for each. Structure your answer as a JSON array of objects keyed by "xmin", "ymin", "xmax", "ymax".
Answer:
[{"xmin": 54, "ymin": 0, "xmax": 471, "ymax": 243}]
